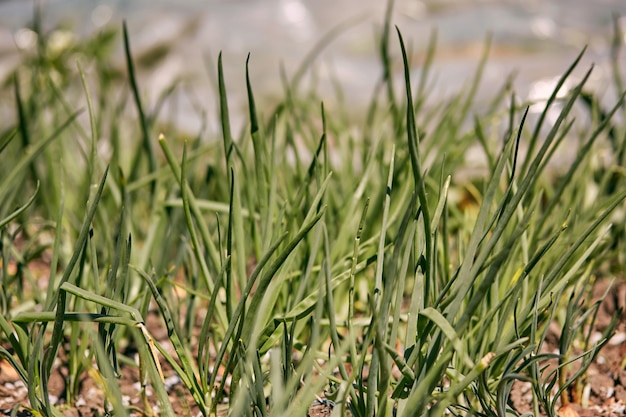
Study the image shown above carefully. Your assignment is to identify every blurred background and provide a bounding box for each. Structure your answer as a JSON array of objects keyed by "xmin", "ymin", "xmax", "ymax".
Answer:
[{"xmin": 1, "ymin": 0, "xmax": 625, "ymax": 132}]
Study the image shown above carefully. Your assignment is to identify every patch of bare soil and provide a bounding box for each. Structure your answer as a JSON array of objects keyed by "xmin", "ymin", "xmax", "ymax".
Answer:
[
  {"xmin": 509, "ymin": 280, "xmax": 626, "ymax": 417},
  {"xmin": 0, "ymin": 309, "xmax": 207, "ymax": 417},
  {"xmin": 1, "ymin": 281, "xmax": 624, "ymax": 416}
]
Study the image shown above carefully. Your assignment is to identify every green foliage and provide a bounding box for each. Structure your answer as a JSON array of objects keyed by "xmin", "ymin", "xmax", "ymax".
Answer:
[{"xmin": 0, "ymin": 2, "xmax": 625, "ymax": 416}]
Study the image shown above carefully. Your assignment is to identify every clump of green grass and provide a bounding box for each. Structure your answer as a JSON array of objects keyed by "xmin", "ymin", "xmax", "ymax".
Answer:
[{"xmin": 0, "ymin": 2, "xmax": 625, "ymax": 417}]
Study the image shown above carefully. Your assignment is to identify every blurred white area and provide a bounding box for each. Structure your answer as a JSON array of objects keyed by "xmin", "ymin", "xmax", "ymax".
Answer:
[{"xmin": 0, "ymin": 0, "xmax": 624, "ymax": 133}]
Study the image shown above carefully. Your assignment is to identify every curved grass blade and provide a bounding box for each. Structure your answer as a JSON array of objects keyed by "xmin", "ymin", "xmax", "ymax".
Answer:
[
  {"xmin": 135, "ymin": 267, "xmax": 208, "ymax": 415},
  {"xmin": 0, "ymin": 181, "xmax": 39, "ymax": 229},
  {"xmin": 0, "ymin": 128, "xmax": 17, "ymax": 154}
]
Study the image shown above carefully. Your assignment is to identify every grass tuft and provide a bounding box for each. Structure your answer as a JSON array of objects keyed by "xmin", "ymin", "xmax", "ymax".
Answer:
[{"xmin": 0, "ymin": 2, "xmax": 625, "ymax": 417}]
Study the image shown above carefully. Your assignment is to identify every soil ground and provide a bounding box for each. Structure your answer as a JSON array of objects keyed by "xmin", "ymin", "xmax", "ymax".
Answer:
[
  {"xmin": 1, "ymin": 280, "xmax": 624, "ymax": 416},
  {"xmin": 509, "ymin": 280, "xmax": 626, "ymax": 417}
]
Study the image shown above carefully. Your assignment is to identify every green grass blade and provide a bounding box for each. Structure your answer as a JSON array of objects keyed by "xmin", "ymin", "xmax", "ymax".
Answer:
[
  {"xmin": 135, "ymin": 267, "xmax": 208, "ymax": 414},
  {"xmin": 0, "ymin": 111, "xmax": 82, "ymax": 203},
  {"xmin": 159, "ymin": 135, "xmax": 222, "ymax": 276},
  {"xmin": 229, "ymin": 168, "xmax": 248, "ymax": 312},
  {"xmin": 91, "ymin": 328, "xmax": 129, "ymax": 416},
  {"xmin": 218, "ymin": 51, "xmax": 234, "ymax": 167},
  {"xmin": 396, "ymin": 27, "xmax": 433, "ymax": 289},
  {"xmin": 520, "ymin": 47, "xmax": 587, "ymax": 176},
  {"xmin": 0, "ymin": 182, "xmax": 39, "ymax": 229},
  {"xmin": 45, "ymin": 166, "xmax": 109, "ymax": 309},
  {"xmin": 123, "ymin": 21, "xmax": 156, "ymax": 186}
]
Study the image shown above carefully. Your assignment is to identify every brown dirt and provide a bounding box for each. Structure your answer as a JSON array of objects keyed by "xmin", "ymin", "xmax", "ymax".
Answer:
[
  {"xmin": 1, "ymin": 280, "xmax": 624, "ymax": 416},
  {"xmin": 509, "ymin": 279, "xmax": 626, "ymax": 417}
]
